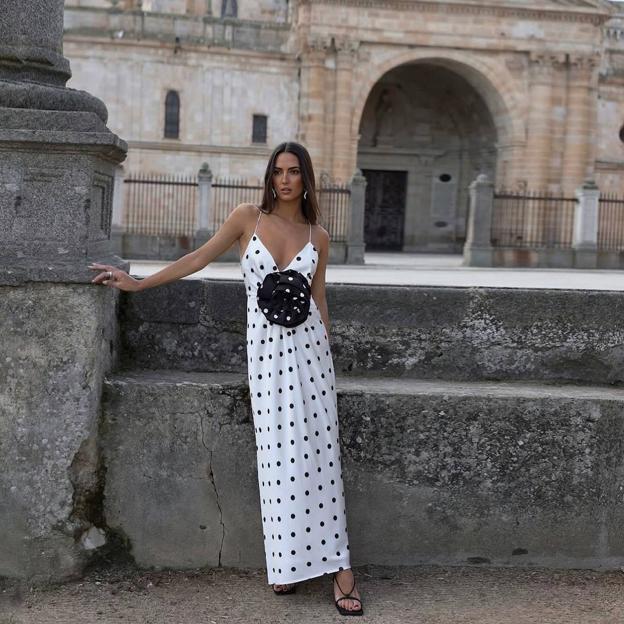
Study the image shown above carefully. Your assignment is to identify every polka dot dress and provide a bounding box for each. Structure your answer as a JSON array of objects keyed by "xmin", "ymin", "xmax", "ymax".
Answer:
[{"xmin": 240, "ymin": 207, "xmax": 351, "ymax": 585}]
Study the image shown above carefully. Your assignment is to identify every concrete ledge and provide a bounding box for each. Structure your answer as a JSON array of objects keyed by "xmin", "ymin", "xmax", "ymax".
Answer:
[
  {"xmin": 101, "ymin": 370, "xmax": 624, "ymax": 570},
  {"xmin": 119, "ymin": 280, "xmax": 624, "ymax": 385}
]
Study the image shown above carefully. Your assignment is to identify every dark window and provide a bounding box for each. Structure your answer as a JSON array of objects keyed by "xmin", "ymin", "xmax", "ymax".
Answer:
[
  {"xmin": 252, "ymin": 114, "xmax": 268, "ymax": 144},
  {"xmin": 221, "ymin": 0, "xmax": 237, "ymax": 17},
  {"xmin": 164, "ymin": 90, "xmax": 180, "ymax": 139}
]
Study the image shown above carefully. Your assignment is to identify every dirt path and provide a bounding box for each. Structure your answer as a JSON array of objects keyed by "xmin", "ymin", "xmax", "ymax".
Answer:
[{"xmin": 2, "ymin": 563, "xmax": 624, "ymax": 624}]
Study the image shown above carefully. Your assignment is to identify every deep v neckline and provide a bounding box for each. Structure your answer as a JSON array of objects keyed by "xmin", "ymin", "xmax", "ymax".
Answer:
[
  {"xmin": 250, "ymin": 208, "xmax": 314, "ymax": 272},
  {"xmin": 255, "ymin": 235, "xmax": 312, "ymax": 272}
]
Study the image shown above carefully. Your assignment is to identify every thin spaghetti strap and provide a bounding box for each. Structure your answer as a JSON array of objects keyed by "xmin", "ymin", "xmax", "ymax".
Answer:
[
  {"xmin": 253, "ymin": 206, "xmax": 262, "ymax": 236},
  {"xmin": 308, "ymin": 221, "xmax": 312, "ymax": 243}
]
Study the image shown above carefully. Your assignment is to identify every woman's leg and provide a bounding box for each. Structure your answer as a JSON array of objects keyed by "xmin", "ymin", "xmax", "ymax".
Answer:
[{"xmin": 333, "ymin": 568, "xmax": 362, "ymax": 612}]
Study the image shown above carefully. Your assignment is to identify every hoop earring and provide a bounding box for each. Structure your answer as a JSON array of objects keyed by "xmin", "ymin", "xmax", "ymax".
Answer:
[
  {"xmin": 303, "ymin": 190, "xmax": 308, "ymax": 200},
  {"xmin": 272, "ymin": 188, "xmax": 277, "ymax": 199}
]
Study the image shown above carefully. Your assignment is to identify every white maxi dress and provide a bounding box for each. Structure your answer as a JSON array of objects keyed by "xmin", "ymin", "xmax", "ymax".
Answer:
[{"xmin": 240, "ymin": 206, "xmax": 351, "ymax": 585}]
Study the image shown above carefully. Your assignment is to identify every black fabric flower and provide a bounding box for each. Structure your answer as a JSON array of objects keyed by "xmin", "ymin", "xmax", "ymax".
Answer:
[{"xmin": 257, "ymin": 269, "xmax": 311, "ymax": 328}]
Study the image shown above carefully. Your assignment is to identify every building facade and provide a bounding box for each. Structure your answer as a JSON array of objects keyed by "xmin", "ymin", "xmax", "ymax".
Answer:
[{"xmin": 63, "ymin": 0, "xmax": 624, "ymax": 253}]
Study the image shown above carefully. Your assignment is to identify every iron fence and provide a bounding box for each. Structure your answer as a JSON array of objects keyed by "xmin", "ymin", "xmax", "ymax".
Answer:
[
  {"xmin": 598, "ymin": 193, "xmax": 624, "ymax": 251},
  {"xmin": 318, "ymin": 183, "xmax": 350, "ymax": 242},
  {"xmin": 123, "ymin": 173, "xmax": 351, "ymax": 243},
  {"xmin": 123, "ymin": 172, "xmax": 198, "ymax": 237},
  {"xmin": 211, "ymin": 177, "xmax": 264, "ymax": 231},
  {"xmin": 491, "ymin": 190, "xmax": 577, "ymax": 249}
]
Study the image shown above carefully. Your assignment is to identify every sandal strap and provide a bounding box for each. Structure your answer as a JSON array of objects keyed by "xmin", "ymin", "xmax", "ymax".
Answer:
[
  {"xmin": 333, "ymin": 573, "xmax": 359, "ymax": 602},
  {"xmin": 335, "ymin": 595, "xmax": 362, "ymax": 607}
]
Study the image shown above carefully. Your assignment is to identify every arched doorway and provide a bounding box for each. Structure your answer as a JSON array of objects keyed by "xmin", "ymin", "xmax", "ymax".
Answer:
[{"xmin": 357, "ymin": 62, "xmax": 499, "ymax": 253}]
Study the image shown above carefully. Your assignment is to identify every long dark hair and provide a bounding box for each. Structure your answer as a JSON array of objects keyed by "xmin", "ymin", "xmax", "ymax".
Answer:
[{"xmin": 259, "ymin": 141, "xmax": 320, "ymax": 225}]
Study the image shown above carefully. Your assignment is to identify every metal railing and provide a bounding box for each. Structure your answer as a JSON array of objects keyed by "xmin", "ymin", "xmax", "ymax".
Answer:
[
  {"xmin": 598, "ymin": 193, "xmax": 624, "ymax": 251},
  {"xmin": 491, "ymin": 190, "xmax": 577, "ymax": 249},
  {"xmin": 123, "ymin": 173, "xmax": 198, "ymax": 237},
  {"xmin": 318, "ymin": 183, "xmax": 350, "ymax": 242},
  {"xmin": 211, "ymin": 177, "xmax": 264, "ymax": 232},
  {"xmin": 123, "ymin": 172, "xmax": 351, "ymax": 243}
]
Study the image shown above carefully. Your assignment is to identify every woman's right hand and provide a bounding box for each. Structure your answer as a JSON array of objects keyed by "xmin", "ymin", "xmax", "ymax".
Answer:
[{"xmin": 88, "ymin": 263, "xmax": 143, "ymax": 292}]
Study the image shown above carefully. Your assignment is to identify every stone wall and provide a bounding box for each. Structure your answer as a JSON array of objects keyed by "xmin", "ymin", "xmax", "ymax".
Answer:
[
  {"xmin": 118, "ymin": 280, "xmax": 624, "ymax": 386},
  {"xmin": 98, "ymin": 280, "xmax": 624, "ymax": 571}
]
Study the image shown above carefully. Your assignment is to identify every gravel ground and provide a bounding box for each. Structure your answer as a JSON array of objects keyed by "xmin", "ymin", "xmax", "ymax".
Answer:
[{"xmin": 2, "ymin": 563, "xmax": 624, "ymax": 624}]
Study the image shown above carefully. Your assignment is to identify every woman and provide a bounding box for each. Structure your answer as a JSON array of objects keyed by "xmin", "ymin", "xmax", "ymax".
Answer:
[{"xmin": 88, "ymin": 141, "xmax": 364, "ymax": 616}]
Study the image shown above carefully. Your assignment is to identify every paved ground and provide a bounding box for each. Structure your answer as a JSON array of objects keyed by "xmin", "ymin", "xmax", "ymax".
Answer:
[
  {"xmin": 129, "ymin": 252, "xmax": 624, "ymax": 291},
  {"xmin": 2, "ymin": 563, "xmax": 624, "ymax": 624}
]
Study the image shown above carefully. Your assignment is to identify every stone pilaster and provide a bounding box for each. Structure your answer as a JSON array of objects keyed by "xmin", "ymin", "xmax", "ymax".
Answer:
[
  {"xmin": 331, "ymin": 38, "xmax": 359, "ymax": 183},
  {"xmin": 298, "ymin": 35, "xmax": 331, "ymax": 170},
  {"xmin": 561, "ymin": 54, "xmax": 600, "ymax": 194},
  {"xmin": 524, "ymin": 53, "xmax": 563, "ymax": 191}
]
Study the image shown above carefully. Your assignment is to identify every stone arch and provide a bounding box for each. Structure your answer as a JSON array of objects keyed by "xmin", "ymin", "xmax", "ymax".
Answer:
[{"xmin": 352, "ymin": 48, "xmax": 525, "ymax": 156}]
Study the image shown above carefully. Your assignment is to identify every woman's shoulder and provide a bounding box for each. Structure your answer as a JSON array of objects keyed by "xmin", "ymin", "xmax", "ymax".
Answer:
[
  {"xmin": 312, "ymin": 222, "xmax": 329, "ymax": 237},
  {"xmin": 234, "ymin": 202, "xmax": 261, "ymax": 216},
  {"xmin": 311, "ymin": 223, "xmax": 330, "ymax": 247}
]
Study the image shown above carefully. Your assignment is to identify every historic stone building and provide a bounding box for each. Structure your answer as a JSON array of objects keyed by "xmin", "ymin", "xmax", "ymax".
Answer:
[{"xmin": 63, "ymin": 0, "xmax": 624, "ymax": 252}]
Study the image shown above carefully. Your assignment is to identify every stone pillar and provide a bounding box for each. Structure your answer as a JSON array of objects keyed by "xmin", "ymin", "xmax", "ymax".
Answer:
[
  {"xmin": 331, "ymin": 39, "xmax": 359, "ymax": 183},
  {"xmin": 573, "ymin": 180, "xmax": 600, "ymax": 269},
  {"xmin": 561, "ymin": 55, "xmax": 599, "ymax": 194},
  {"xmin": 346, "ymin": 170, "xmax": 367, "ymax": 264},
  {"xmin": 196, "ymin": 161, "xmax": 213, "ymax": 245},
  {"xmin": 110, "ymin": 165, "xmax": 125, "ymax": 255},
  {"xmin": 298, "ymin": 35, "xmax": 329, "ymax": 169},
  {"xmin": 524, "ymin": 54, "xmax": 561, "ymax": 190},
  {"xmin": 111, "ymin": 165, "xmax": 125, "ymax": 229},
  {"xmin": 0, "ymin": 0, "xmax": 127, "ymax": 582},
  {"xmin": 463, "ymin": 174, "xmax": 495, "ymax": 267}
]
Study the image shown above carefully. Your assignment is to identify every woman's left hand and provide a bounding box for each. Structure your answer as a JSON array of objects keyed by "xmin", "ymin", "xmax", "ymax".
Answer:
[{"xmin": 88, "ymin": 263, "xmax": 142, "ymax": 292}]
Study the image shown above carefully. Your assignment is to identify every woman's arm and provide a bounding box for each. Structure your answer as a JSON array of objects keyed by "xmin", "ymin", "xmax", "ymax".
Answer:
[
  {"xmin": 134, "ymin": 203, "xmax": 253, "ymax": 291},
  {"xmin": 310, "ymin": 226, "xmax": 331, "ymax": 334}
]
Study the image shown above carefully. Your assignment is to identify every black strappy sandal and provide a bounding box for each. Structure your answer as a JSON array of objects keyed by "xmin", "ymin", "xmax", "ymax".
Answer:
[
  {"xmin": 333, "ymin": 572, "xmax": 364, "ymax": 616},
  {"xmin": 273, "ymin": 583, "xmax": 297, "ymax": 595}
]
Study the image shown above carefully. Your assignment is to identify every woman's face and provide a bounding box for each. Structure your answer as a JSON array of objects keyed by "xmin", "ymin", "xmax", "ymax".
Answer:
[{"xmin": 272, "ymin": 151, "xmax": 304, "ymax": 202}]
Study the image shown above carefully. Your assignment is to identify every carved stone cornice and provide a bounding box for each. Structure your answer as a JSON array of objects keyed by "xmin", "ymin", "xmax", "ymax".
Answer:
[
  {"xmin": 297, "ymin": 34, "xmax": 360, "ymax": 60},
  {"xmin": 529, "ymin": 52, "xmax": 566, "ymax": 83},
  {"xmin": 302, "ymin": 33, "xmax": 333, "ymax": 53},
  {"xmin": 334, "ymin": 36, "xmax": 360, "ymax": 54},
  {"xmin": 298, "ymin": 0, "xmax": 614, "ymax": 26},
  {"xmin": 568, "ymin": 52, "xmax": 601, "ymax": 81}
]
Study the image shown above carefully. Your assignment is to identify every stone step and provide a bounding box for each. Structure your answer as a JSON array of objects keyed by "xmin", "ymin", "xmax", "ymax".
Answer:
[
  {"xmin": 118, "ymin": 280, "xmax": 624, "ymax": 384},
  {"xmin": 101, "ymin": 370, "xmax": 624, "ymax": 570}
]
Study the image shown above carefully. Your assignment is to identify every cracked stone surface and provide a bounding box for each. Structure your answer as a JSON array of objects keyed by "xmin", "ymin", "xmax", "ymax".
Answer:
[
  {"xmin": 0, "ymin": 284, "xmax": 119, "ymax": 581},
  {"xmin": 100, "ymin": 371, "xmax": 263, "ymax": 569},
  {"xmin": 101, "ymin": 370, "xmax": 624, "ymax": 570}
]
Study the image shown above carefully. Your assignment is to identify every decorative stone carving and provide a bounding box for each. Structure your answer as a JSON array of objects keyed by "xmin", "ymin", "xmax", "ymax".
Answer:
[
  {"xmin": 529, "ymin": 52, "xmax": 566, "ymax": 83},
  {"xmin": 568, "ymin": 53, "xmax": 601, "ymax": 81}
]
